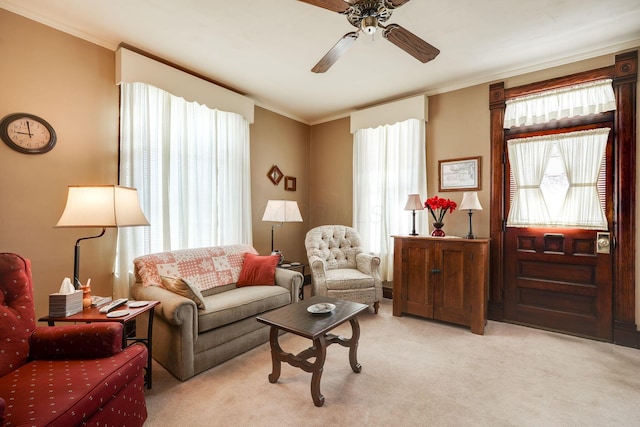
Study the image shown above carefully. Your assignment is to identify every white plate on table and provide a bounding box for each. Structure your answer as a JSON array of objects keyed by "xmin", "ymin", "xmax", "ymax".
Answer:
[
  {"xmin": 307, "ymin": 303, "xmax": 336, "ymax": 314},
  {"xmin": 128, "ymin": 301, "xmax": 149, "ymax": 308},
  {"xmin": 106, "ymin": 310, "xmax": 130, "ymax": 318}
]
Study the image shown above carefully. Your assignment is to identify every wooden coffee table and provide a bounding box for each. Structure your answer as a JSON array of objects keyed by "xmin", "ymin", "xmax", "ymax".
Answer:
[{"xmin": 256, "ymin": 296, "xmax": 368, "ymax": 407}]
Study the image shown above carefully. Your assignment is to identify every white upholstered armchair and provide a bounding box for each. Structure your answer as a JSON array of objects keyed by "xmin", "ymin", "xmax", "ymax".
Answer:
[{"xmin": 305, "ymin": 225, "xmax": 382, "ymax": 313}]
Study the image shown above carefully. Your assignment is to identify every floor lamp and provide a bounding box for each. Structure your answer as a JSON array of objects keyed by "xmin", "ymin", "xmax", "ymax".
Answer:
[
  {"xmin": 261, "ymin": 200, "xmax": 303, "ymax": 264},
  {"xmin": 404, "ymin": 194, "xmax": 424, "ymax": 236},
  {"xmin": 459, "ymin": 191, "xmax": 483, "ymax": 239},
  {"xmin": 56, "ymin": 185, "xmax": 149, "ymax": 289}
]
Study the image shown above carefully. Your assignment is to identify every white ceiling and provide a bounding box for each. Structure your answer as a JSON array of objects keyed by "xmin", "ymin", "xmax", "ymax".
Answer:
[{"xmin": 2, "ymin": 0, "xmax": 640, "ymax": 124}]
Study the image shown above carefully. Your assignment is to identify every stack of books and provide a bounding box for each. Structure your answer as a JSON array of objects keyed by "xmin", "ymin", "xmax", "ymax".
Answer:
[{"xmin": 48, "ymin": 290, "xmax": 83, "ymax": 317}]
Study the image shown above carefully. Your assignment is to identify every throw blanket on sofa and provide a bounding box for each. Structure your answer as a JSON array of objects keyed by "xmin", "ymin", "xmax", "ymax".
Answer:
[{"xmin": 134, "ymin": 244, "xmax": 257, "ymax": 292}]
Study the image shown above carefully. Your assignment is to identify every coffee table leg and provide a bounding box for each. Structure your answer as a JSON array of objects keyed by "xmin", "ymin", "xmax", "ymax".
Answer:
[
  {"xmin": 348, "ymin": 317, "xmax": 362, "ymax": 373},
  {"xmin": 268, "ymin": 326, "xmax": 282, "ymax": 383},
  {"xmin": 310, "ymin": 335, "xmax": 327, "ymax": 407}
]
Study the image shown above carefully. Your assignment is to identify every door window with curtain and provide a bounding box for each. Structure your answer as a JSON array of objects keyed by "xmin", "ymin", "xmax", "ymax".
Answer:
[
  {"xmin": 113, "ymin": 81, "xmax": 252, "ymax": 298},
  {"xmin": 507, "ymin": 128, "xmax": 609, "ymax": 229},
  {"xmin": 353, "ymin": 118, "xmax": 427, "ymax": 281}
]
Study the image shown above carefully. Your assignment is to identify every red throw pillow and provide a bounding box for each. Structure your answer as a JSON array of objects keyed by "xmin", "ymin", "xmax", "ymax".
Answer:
[{"xmin": 236, "ymin": 253, "xmax": 279, "ymax": 287}]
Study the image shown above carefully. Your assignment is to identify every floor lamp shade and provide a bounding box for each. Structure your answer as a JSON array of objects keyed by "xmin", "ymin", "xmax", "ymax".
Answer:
[
  {"xmin": 56, "ymin": 185, "xmax": 149, "ymax": 288},
  {"xmin": 56, "ymin": 186, "xmax": 149, "ymax": 227},
  {"xmin": 261, "ymin": 200, "xmax": 303, "ymax": 256}
]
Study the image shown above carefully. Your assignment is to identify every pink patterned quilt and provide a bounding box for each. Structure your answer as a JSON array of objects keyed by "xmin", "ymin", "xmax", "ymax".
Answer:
[{"xmin": 133, "ymin": 245, "xmax": 258, "ymax": 292}]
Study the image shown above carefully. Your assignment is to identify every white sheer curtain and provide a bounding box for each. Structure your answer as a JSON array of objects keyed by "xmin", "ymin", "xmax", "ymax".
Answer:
[
  {"xmin": 507, "ymin": 136, "xmax": 553, "ymax": 227},
  {"xmin": 555, "ymin": 128, "xmax": 609, "ymax": 229},
  {"xmin": 507, "ymin": 129, "xmax": 609, "ymax": 229},
  {"xmin": 114, "ymin": 82, "xmax": 252, "ymax": 298},
  {"xmin": 504, "ymin": 79, "xmax": 616, "ymax": 128},
  {"xmin": 353, "ymin": 118, "xmax": 427, "ymax": 281}
]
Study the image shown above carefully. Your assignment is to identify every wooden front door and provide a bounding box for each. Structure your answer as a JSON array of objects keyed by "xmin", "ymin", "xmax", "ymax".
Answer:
[
  {"xmin": 502, "ymin": 125, "xmax": 614, "ymax": 340},
  {"xmin": 504, "ymin": 227, "xmax": 613, "ymax": 340}
]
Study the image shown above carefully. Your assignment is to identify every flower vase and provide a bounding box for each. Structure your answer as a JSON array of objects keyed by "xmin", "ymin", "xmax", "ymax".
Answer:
[{"xmin": 431, "ymin": 222, "xmax": 445, "ymax": 237}]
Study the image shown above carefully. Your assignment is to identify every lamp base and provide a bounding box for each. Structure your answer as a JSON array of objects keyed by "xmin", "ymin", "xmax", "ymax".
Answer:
[{"xmin": 465, "ymin": 233, "xmax": 476, "ymax": 239}]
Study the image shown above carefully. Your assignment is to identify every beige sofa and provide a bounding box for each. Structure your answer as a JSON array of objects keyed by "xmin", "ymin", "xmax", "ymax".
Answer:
[{"xmin": 130, "ymin": 245, "xmax": 302, "ymax": 381}]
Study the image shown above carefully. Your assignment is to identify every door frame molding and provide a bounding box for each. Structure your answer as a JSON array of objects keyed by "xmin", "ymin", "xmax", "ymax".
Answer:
[{"xmin": 488, "ymin": 51, "xmax": 638, "ymax": 347}]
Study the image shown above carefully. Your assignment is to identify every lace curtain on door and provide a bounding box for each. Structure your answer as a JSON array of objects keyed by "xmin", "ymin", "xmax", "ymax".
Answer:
[{"xmin": 507, "ymin": 128, "xmax": 609, "ymax": 229}]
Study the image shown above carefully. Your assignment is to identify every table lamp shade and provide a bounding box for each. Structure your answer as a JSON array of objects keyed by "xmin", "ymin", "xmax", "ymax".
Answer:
[
  {"xmin": 261, "ymin": 200, "xmax": 303, "ymax": 223},
  {"xmin": 404, "ymin": 194, "xmax": 424, "ymax": 211},
  {"xmin": 459, "ymin": 192, "xmax": 483, "ymax": 211},
  {"xmin": 56, "ymin": 185, "xmax": 149, "ymax": 228},
  {"xmin": 459, "ymin": 192, "xmax": 482, "ymax": 239},
  {"xmin": 262, "ymin": 200, "xmax": 303, "ymax": 257},
  {"xmin": 404, "ymin": 194, "xmax": 424, "ymax": 236}
]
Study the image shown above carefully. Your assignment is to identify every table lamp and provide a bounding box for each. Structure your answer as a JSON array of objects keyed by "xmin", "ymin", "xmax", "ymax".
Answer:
[
  {"xmin": 459, "ymin": 191, "xmax": 483, "ymax": 239},
  {"xmin": 404, "ymin": 194, "xmax": 424, "ymax": 236},
  {"xmin": 262, "ymin": 200, "xmax": 303, "ymax": 263},
  {"xmin": 56, "ymin": 185, "xmax": 149, "ymax": 289}
]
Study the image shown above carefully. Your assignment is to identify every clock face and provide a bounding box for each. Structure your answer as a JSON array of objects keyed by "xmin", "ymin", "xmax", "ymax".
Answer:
[{"xmin": 0, "ymin": 113, "xmax": 56, "ymax": 154}]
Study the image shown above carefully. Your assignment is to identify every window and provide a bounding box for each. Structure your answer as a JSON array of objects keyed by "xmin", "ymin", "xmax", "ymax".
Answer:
[
  {"xmin": 353, "ymin": 118, "xmax": 426, "ymax": 281},
  {"xmin": 507, "ymin": 128, "xmax": 609, "ymax": 229},
  {"xmin": 114, "ymin": 82, "xmax": 252, "ymax": 297}
]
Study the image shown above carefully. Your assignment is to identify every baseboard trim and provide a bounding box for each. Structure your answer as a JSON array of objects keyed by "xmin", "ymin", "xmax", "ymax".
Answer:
[
  {"xmin": 614, "ymin": 320, "xmax": 639, "ymax": 348},
  {"xmin": 487, "ymin": 300, "xmax": 504, "ymax": 321}
]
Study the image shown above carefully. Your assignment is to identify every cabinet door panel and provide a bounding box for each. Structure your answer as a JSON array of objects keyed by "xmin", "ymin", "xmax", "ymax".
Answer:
[
  {"xmin": 434, "ymin": 246, "xmax": 470, "ymax": 326},
  {"xmin": 403, "ymin": 245, "xmax": 433, "ymax": 317}
]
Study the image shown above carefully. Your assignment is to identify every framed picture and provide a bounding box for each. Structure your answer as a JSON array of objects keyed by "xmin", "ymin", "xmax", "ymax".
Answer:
[
  {"xmin": 438, "ymin": 156, "xmax": 481, "ymax": 192},
  {"xmin": 284, "ymin": 176, "xmax": 296, "ymax": 191},
  {"xmin": 267, "ymin": 165, "xmax": 283, "ymax": 185}
]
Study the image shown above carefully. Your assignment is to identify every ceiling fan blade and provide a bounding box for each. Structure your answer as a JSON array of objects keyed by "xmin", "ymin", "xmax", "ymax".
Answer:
[
  {"xmin": 297, "ymin": 0, "xmax": 351, "ymax": 13},
  {"xmin": 311, "ymin": 32, "xmax": 359, "ymax": 73},
  {"xmin": 383, "ymin": 24, "xmax": 440, "ymax": 63}
]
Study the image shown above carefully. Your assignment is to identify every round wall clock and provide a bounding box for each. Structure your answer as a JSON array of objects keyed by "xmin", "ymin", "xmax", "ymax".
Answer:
[{"xmin": 0, "ymin": 113, "xmax": 57, "ymax": 154}]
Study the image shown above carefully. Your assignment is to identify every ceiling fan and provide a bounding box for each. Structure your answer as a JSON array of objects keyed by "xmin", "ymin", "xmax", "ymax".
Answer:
[{"xmin": 299, "ymin": 0, "xmax": 440, "ymax": 73}]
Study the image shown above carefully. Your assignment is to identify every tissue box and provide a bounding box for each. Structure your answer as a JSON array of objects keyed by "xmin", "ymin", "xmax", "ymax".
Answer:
[{"xmin": 49, "ymin": 290, "xmax": 83, "ymax": 317}]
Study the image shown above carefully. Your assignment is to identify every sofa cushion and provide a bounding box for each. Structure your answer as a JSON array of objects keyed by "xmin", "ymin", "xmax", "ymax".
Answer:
[
  {"xmin": 161, "ymin": 275, "xmax": 207, "ymax": 309},
  {"xmin": 0, "ymin": 344, "xmax": 147, "ymax": 427},
  {"xmin": 236, "ymin": 253, "xmax": 279, "ymax": 287},
  {"xmin": 133, "ymin": 245, "xmax": 257, "ymax": 292},
  {"xmin": 198, "ymin": 286, "xmax": 290, "ymax": 333}
]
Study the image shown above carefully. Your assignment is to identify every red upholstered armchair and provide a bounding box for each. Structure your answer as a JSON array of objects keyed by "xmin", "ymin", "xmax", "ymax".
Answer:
[{"xmin": 0, "ymin": 253, "xmax": 148, "ymax": 427}]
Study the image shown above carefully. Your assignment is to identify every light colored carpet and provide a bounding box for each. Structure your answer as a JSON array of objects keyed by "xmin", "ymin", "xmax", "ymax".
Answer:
[{"xmin": 143, "ymin": 299, "xmax": 640, "ymax": 426}]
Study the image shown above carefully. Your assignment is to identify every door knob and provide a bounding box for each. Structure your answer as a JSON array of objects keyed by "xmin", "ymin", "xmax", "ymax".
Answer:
[{"xmin": 596, "ymin": 232, "xmax": 611, "ymax": 254}]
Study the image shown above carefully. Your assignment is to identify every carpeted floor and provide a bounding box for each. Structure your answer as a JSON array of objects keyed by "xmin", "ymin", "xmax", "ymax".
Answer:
[{"xmin": 143, "ymin": 299, "xmax": 640, "ymax": 426}]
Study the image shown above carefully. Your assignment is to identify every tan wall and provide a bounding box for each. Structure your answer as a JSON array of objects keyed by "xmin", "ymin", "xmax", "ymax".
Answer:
[
  {"xmin": 0, "ymin": 9, "xmax": 119, "ymax": 320},
  {"xmin": 0, "ymin": 10, "xmax": 311, "ymax": 320},
  {"xmin": 2, "ymin": 8, "xmax": 639, "ymax": 329},
  {"xmin": 250, "ymin": 107, "xmax": 310, "ymax": 263},
  {"xmin": 308, "ymin": 50, "xmax": 640, "ymax": 327},
  {"xmin": 308, "ymin": 117, "xmax": 353, "ymax": 228},
  {"xmin": 426, "ymin": 84, "xmax": 491, "ymax": 238}
]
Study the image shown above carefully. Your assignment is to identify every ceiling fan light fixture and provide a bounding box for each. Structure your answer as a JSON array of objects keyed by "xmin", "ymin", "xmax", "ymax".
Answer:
[{"xmin": 361, "ymin": 16, "xmax": 378, "ymax": 35}]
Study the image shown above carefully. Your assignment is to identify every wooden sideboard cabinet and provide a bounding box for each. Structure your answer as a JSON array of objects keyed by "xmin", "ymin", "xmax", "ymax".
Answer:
[{"xmin": 392, "ymin": 236, "xmax": 490, "ymax": 334}]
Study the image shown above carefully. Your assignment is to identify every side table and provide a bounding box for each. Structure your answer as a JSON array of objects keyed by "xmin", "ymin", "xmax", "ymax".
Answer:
[
  {"xmin": 278, "ymin": 261, "xmax": 310, "ymax": 300},
  {"xmin": 39, "ymin": 300, "xmax": 159, "ymax": 389}
]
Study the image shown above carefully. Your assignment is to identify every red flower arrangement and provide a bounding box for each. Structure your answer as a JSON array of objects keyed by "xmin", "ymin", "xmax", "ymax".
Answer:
[{"xmin": 424, "ymin": 196, "xmax": 457, "ymax": 223}]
